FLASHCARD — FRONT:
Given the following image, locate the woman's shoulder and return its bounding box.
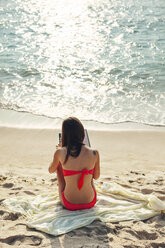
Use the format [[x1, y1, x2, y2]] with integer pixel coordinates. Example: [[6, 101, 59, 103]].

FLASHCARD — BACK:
[[54, 146, 67, 157], [84, 145, 99, 156]]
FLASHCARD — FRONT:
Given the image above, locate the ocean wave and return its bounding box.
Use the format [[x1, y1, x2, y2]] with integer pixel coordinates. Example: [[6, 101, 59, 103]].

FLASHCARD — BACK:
[[18, 69, 41, 77], [0, 106, 165, 129]]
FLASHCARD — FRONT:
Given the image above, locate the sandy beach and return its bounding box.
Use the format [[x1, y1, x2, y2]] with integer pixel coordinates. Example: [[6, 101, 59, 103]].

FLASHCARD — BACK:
[[0, 126, 165, 248], [1, 0, 165, 246]]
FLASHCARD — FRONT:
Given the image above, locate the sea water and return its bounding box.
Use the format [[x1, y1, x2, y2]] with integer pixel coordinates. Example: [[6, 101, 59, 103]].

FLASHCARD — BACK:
[[0, 0, 165, 128]]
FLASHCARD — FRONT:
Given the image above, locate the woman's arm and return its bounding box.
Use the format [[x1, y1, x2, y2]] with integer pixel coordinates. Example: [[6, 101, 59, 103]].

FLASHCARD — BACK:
[[48, 149, 61, 173], [93, 150, 100, 180]]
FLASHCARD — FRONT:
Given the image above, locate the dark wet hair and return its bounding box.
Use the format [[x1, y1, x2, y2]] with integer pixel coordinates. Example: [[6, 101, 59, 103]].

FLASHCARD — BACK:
[[62, 117, 85, 164]]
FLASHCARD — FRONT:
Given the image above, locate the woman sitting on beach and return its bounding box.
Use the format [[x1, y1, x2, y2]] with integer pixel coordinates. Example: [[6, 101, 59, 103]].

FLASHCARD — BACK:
[[48, 117, 100, 210]]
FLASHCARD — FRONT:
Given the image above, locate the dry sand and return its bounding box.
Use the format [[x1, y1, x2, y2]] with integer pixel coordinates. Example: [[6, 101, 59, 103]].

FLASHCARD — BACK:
[[0, 126, 165, 248]]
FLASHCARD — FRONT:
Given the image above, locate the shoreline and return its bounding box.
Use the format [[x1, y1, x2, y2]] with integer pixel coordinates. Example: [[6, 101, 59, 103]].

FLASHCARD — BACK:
[[1, 108, 165, 131]]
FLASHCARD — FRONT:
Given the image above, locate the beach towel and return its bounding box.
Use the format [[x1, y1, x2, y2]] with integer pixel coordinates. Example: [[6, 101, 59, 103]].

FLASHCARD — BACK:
[[3, 182, 165, 236]]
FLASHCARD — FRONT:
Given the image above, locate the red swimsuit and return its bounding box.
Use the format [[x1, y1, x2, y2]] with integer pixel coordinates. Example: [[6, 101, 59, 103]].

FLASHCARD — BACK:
[[62, 168, 97, 211]]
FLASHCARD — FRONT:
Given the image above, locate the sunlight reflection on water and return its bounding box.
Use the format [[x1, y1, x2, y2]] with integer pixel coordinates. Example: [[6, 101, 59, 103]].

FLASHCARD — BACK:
[[0, 0, 165, 125]]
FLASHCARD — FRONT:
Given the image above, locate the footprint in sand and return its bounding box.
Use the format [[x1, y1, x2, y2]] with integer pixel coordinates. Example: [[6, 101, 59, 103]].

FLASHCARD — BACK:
[[62, 222, 113, 248], [12, 187, 23, 191], [2, 183, 14, 188], [50, 178, 57, 182], [150, 242, 165, 248], [125, 229, 158, 240], [23, 191, 36, 196], [141, 188, 153, 194], [9, 192, 19, 196], [69, 221, 115, 242], [159, 196, 165, 201], [0, 210, 21, 221], [0, 235, 42, 246]]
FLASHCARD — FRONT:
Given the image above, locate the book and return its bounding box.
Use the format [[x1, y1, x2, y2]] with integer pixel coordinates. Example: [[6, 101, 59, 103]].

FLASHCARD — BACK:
[[84, 129, 91, 147]]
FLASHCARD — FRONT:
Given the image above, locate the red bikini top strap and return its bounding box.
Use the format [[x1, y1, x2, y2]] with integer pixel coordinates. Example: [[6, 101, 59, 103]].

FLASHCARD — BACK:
[[63, 168, 94, 190], [63, 170, 81, 176], [78, 169, 94, 190]]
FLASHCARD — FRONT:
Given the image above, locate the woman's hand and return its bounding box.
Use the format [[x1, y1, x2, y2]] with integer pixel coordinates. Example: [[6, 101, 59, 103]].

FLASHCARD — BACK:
[[56, 144, 61, 150]]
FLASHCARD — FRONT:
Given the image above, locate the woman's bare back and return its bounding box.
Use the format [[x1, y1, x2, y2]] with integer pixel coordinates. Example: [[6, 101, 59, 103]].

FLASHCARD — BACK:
[[59, 145, 99, 204]]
